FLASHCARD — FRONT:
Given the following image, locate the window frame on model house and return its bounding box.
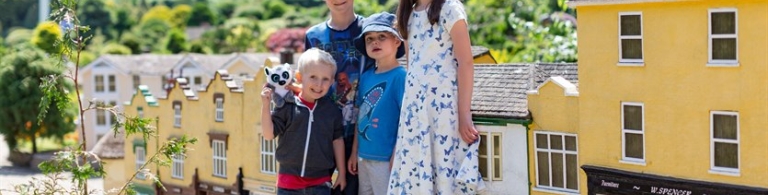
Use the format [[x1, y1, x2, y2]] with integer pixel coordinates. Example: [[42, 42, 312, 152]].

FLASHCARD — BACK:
[[171, 153, 184, 179], [260, 134, 278, 174], [618, 12, 643, 65], [478, 132, 503, 181], [173, 101, 182, 128], [710, 111, 739, 175], [214, 93, 224, 122], [137, 107, 144, 118], [708, 8, 738, 66], [621, 102, 645, 165], [135, 146, 146, 180], [534, 131, 579, 193], [132, 75, 141, 91], [212, 139, 227, 177], [96, 109, 106, 126], [95, 75, 105, 92], [208, 132, 229, 178], [194, 76, 202, 86], [108, 75, 116, 92]]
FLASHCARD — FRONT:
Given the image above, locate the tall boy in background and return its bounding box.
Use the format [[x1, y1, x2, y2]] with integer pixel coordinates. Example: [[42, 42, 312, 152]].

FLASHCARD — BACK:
[[305, 0, 374, 194]]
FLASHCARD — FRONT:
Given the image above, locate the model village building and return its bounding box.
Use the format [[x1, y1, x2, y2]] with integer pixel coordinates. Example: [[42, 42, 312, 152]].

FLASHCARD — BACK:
[[92, 1, 768, 192], [90, 48, 509, 195], [526, 0, 768, 195]]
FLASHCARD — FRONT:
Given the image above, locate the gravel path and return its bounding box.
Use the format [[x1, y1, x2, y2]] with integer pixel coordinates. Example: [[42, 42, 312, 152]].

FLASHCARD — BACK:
[[0, 135, 104, 194]]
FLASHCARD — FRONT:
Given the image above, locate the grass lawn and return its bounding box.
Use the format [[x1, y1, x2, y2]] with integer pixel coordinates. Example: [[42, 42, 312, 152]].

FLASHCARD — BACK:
[[16, 137, 78, 153]]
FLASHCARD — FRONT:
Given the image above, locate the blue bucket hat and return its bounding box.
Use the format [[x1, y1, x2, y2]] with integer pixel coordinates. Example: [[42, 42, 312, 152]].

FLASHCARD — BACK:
[[354, 12, 406, 59]]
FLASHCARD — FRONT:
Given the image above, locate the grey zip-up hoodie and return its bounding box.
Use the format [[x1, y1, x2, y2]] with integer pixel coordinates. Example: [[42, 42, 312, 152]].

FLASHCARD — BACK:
[[271, 94, 343, 178]]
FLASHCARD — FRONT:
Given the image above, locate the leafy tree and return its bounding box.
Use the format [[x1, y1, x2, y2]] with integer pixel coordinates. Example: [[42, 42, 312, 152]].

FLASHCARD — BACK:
[[223, 17, 260, 32], [119, 32, 142, 54], [200, 26, 228, 53], [232, 5, 265, 20], [282, 0, 324, 7], [77, 51, 96, 67], [9, 1, 198, 194], [506, 13, 577, 62], [166, 29, 188, 53], [77, 0, 112, 39], [171, 4, 193, 29], [134, 18, 172, 53], [0, 46, 76, 153], [188, 2, 217, 26], [110, 4, 138, 39], [31, 21, 63, 54], [461, 0, 577, 63], [265, 28, 305, 53], [6, 28, 34, 46], [225, 25, 254, 53], [0, 0, 37, 35], [189, 40, 213, 54], [215, 0, 238, 18], [141, 5, 173, 25], [101, 43, 133, 55], [0, 37, 5, 55], [262, 0, 290, 19], [354, 0, 398, 18], [84, 30, 108, 55]]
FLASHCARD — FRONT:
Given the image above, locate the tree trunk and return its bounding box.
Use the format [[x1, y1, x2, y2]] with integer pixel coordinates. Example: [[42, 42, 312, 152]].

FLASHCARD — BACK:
[[32, 133, 37, 154], [3, 132, 16, 150]]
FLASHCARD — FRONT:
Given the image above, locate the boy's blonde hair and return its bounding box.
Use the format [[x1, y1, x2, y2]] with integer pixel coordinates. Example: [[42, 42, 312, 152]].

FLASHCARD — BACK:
[[298, 48, 337, 75]]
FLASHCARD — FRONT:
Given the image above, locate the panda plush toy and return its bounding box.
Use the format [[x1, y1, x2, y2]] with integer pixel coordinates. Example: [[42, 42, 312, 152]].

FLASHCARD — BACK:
[[264, 63, 294, 106]]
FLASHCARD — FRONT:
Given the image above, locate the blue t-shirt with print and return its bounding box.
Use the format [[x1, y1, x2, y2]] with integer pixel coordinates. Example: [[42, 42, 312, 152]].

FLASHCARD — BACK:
[[305, 15, 375, 139], [355, 66, 406, 161]]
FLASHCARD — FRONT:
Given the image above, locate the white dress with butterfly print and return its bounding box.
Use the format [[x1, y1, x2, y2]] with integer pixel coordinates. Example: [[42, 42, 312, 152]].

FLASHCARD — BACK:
[[388, 0, 484, 194]]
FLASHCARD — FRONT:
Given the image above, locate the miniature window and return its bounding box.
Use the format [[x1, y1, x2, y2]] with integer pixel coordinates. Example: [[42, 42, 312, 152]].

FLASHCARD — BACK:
[[479, 132, 503, 181], [535, 132, 578, 192], [172, 153, 184, 179], [711, 111, 739, 173], [212, 140, 227, 177], [260, 135, 277, 174], [709, 9, 737, 64], [619, 12, 643, 63], [622, 102, 644, 163], [95, 75, 104, 92]]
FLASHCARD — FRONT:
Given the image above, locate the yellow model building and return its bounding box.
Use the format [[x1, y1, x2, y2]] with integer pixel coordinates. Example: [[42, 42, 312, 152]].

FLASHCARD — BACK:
[[527, 0, 768, 194]]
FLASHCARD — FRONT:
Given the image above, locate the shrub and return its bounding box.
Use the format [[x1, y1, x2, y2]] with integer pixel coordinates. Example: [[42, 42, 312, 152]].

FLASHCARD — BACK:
[[30, 21, 63, 54]]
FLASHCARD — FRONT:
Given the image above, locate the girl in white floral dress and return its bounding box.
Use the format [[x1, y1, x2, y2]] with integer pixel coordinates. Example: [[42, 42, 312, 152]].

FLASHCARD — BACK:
[[388, 0, 484, 194]]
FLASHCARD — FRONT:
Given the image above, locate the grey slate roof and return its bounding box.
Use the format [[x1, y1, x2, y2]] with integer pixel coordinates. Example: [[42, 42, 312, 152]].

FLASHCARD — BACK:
[[471, 46, 490, 58], [183, 53, 237, 73], [472, 63, 578, 119], [100, 54, 184, 75], [185, 26, 213, 40], [91, 130, 125, 159], [534, 63, 579, 85]]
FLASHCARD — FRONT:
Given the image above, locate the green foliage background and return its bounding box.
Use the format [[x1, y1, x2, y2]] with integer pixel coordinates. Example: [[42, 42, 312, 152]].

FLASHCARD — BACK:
[[1, 0, 578, 64], [0, 44, 76, 152]]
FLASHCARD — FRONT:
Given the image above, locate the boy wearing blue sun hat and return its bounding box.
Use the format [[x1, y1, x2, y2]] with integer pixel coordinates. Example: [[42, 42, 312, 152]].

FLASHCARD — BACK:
[[347, 12, 406, 195]]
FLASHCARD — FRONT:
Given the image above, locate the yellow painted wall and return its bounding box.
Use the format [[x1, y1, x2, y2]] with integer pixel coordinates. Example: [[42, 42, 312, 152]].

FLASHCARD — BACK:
[[198, 72, 244, 187], [117, 67, 274, 194], [155, 80, 197, 188], [528, 81, 579, 133], [474, 53, 498, 64], [575, 0, 768, 190], [102, 159, 125, 192], [122, 87, 160, 190], [527, 80, 580, 195], [241, 67, 278, 191]]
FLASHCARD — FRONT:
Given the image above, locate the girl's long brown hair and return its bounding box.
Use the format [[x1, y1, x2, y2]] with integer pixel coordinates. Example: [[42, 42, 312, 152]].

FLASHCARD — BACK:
[[396, 0, 446, 39]]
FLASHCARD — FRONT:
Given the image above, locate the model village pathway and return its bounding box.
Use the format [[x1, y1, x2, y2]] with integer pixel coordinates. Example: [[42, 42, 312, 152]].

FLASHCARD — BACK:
[[0, 135, 104, 194]]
